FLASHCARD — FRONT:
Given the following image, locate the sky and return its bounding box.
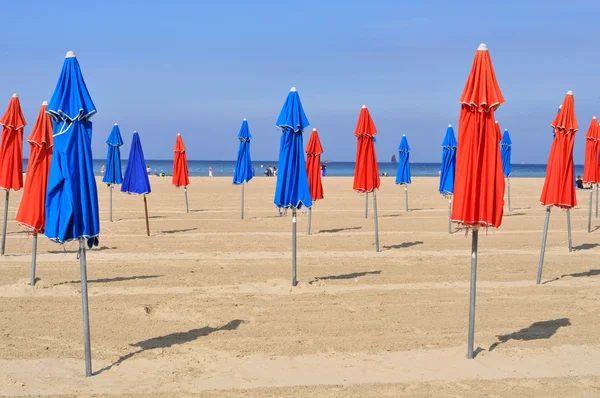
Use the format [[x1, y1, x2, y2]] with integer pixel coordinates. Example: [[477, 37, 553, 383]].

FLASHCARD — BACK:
[[1, 0, 600, 164]]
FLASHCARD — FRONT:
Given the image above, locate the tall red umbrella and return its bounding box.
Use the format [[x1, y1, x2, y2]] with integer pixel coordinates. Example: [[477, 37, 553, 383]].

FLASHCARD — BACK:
[[353, 105, 380, 252], [537, 91, 578, 283], [583, 116, 600, 231], [172, 133, 190, 213], [16, 101, 53, 285], [0, 93, 26, 256], [306, 128, 323, 235], [451, 44, 505, 359]]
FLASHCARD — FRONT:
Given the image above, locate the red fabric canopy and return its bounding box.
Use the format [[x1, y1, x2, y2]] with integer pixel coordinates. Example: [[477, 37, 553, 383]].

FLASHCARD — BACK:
[[305, 128, 323, 201], [353, 107, 380, 193], [0, 95, 26, 191], [583, 117, 600, 184], [172, 134, 190, 187]]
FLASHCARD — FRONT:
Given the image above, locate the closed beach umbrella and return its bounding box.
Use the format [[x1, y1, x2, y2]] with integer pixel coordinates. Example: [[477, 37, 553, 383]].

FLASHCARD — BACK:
[[500, 126, 512, 211], [451, 43, 505, 359], [16, 102, 53, 286], [102, 123, 124, 222], [274, 87, 312, 286], [45, 51, 100, 376], [537, 91, 578, 283], [583, 117, 600, 231], [439, 125, 457, 233], [173, 133, 190, 213], [353, 105, 381, 252], [122, 132, 152, 236], [305, 128, 324, 234], [0, 94, 26, 256], [395, 134, 411, 212], [233, 119, 252, 219]]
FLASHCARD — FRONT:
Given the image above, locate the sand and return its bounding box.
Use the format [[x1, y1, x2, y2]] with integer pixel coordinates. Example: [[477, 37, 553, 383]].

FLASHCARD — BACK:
[[0, 176, 599, 397]]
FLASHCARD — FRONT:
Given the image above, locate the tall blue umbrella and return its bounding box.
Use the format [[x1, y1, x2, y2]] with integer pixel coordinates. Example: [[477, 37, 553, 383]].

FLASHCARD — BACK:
[[233, 118, 253, 219], [45, 50, 99, 377], [501, 128, 512, 212], [274, 87, 312, 286], [102, 123, 123, 222], [121, 131, 152, 236], [395, 134, 411, 212], [440, 125, 457, 233]]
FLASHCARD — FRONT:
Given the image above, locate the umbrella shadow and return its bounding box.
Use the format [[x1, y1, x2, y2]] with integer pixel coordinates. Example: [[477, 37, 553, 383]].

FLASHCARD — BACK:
[[488, 318, 570, 352], [160, 228, 198, 234], [47, 246, 117, 254], [381, 214, 402, 218], [410, 208, 434, 211], [543, 269, 600, 284], [317, 227, 362, 234], [383, 241, 424, 251], [572, 243, 599, 251], [148, 215, 166, 219], [54, 275, 162, 286], [310, 270, 381, 283], [94, 319, 246, 375], [504, 212, 526, 217]]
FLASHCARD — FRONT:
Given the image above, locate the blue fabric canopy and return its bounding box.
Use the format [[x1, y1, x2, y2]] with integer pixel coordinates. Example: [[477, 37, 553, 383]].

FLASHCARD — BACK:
[[102, 124, 123, 185], [233, 119, 253, 185], [45, 52, 99, 248], [274, 88, 312, 209], [121, 132, 151, 195], [500, 129, 512, 177], [395, 135, 411, 185], [439, 125, 457, 195]]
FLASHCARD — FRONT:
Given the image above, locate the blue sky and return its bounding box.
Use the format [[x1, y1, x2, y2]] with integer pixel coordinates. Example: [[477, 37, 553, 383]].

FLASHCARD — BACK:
[[2, 0, 599, 163]]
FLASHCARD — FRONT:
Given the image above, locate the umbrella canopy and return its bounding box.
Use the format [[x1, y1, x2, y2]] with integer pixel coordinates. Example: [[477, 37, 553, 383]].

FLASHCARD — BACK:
[[305, 128, 324, 201], [274, 87, 312, 209], [439, 125, 457, 195], [500, 127, 512, 177], [395, 135, 411, 185], [451, 44, 505, 228], [121, 132, 151, 195], [0, 94, 26, 191], [102, 124, 123, 185], [353, 106, 380, 192], [540, 92, 578, 208], [583, 116, 600, 184], [233, 119, 253, 185], [173, 134, 190, 187], [16, 102, 53, 232], [45, 51, 100, 247]]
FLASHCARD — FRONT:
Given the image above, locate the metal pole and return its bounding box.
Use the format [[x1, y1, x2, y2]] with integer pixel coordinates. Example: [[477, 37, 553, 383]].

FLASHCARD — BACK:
[[292, 208, 297, 286], [373, 190, 380, 252], [537, 207, 551, 284], [588, 189, 593, 233], [405, 185, 409, 212], [241, 183, 244, 220], [448, 197, 452, 234], [143, 194, 150, 237], [567, 208, 572, 252], [467, 225, 478, 359], [184, 186, 189, 214], [507, 177, 511, 212], [30, 233, 38, 286], [109, 184, 113, 222], [596, 183, 598, 218], [365, 193, 368, 218], [307, 207, 312, 235], [79, 238, 92, 377], [1, 190, 8, 256]]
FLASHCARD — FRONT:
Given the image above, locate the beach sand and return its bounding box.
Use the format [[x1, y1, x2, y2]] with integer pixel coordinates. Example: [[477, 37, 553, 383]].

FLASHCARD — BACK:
[[0, 176, 599, 397]]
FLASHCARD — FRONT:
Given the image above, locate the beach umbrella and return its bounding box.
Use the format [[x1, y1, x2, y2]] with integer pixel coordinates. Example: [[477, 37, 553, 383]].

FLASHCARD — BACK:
[[274, 87, 312, 286], [102, 123, 123, 222], [537, 91, 578, 284], [44, 51, 100, 377], [305, 128, 324, 234], [353, 105, 381, 252], [173, 133, 190, 213], [15, 102, 53, 286], [122, 132, 152, 236], [0, 94, 25, 256], [395, 134, 411, 212], [439, 125, 457, 234], [500, 125, 512, 212], [233, 119, 252, 219], [451, 44, 505, 359], [583, 117, 600, 232]]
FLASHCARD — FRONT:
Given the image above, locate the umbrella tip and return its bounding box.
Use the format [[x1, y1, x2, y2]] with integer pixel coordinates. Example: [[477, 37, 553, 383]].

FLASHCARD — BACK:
[[312, 128, 317, 131], [504, 128, 508, 131], [290, 87, 297, 92], [65, 50, 76, 58], [177, 133, 181, 135], [12, 93, 18, 98], [361, 105, 367, 109], [477, 43, 488, 51], [114, 122, 118, 126], [495, 120, 498, 123], [566, 90, 573, 95], [42, 100, 48, 106], [448, 124, 452, 127], [243, 118, 247, 121], [593, 116, 597, 119]]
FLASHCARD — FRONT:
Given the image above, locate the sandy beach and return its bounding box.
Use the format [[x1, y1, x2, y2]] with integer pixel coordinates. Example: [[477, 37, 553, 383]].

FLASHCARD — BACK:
[[0, 176, 599, 397]]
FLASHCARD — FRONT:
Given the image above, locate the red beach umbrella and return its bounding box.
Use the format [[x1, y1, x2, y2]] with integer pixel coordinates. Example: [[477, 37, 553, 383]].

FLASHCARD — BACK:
[[172, 133, 190, 212], [305, 128, 324, 235], [583, 116, 600, 229]]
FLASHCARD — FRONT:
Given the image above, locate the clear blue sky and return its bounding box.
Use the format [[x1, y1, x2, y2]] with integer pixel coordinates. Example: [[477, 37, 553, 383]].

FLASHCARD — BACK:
[[2, 0, 599, 164]]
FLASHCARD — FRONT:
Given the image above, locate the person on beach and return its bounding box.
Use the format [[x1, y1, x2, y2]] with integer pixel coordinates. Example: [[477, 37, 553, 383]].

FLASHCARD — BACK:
[[100, 164, 105, 176], [209, 167, 213, 177], [321, 162, 326, 177], [146, 165, 151, 175]]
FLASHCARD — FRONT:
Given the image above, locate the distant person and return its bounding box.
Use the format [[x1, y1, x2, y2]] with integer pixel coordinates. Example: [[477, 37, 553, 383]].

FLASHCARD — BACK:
[[321, 163, 327, 177], [209, 167, 213, 177], [273, 167, 277, 177], [252, 167, 255, 177], [100, 164, 105, 176], [146, 165, 151, 175], [576, 175, 586, 189]]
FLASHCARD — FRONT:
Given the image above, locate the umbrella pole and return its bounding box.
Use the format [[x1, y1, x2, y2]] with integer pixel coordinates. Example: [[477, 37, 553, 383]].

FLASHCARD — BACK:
[[507, 177, 511, 212], [241, 183, 244, 220], [467, 225, 478, 359], [536, 207, 551, 284], [307, 207, 312, 235], [589, 189, 593, 233], [567, 209, 572, 252], [184, 186, 189, 214], [30, 233, 38, 286], [143, 194, 150, 236], [448, 197, 452, 234], [109, 184, 113, 222], [373, 190, 380, 252], [292, 208, 297, 286], [365, 193, 368, 218], [596, 184, 598, 218], [79, 238, 92, 377], [405, 186, 409, 212], [1, 190, 8, 256]]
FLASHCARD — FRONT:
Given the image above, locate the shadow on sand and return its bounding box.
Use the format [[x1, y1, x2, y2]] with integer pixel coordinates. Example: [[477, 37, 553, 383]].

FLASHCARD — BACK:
[[310, 270, 381, 283], [383, 241, 424, 250], [488, 318, 570, 352], [317, 227, 362, 234]]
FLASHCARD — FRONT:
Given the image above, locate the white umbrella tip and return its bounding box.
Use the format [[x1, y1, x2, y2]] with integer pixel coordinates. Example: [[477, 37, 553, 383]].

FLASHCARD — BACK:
[[12, 93, 18, 98], [402, 134, 406, 136], [114, 122, 118, 125], [448, 124, 452, 127], [361, 105, 367, 109], [177, 133, 181, 136], [566, 90, 573, 95], [42, 100, 48, 106], [477, 43, 488, 51], [495, 120, 499, 123], [312, 128, 317, 131], [65, 50, 76, 58], [593, 116, 597, 119], [504, 128, 508, 131], [243, 118, 247, 121], [290, 87, 297, 92]]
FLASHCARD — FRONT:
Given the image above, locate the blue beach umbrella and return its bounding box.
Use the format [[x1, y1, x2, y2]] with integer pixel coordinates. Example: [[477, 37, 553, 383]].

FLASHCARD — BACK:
[[395, 134, 411, 211], [121, 131, 152, 236], [102, 123, 124, 222], [274, 87, 312, 286], [439, 125, 457, 233], [501, 128, 513, 212], [233, 118, 253, 219], [44, 50, 99, 377]]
